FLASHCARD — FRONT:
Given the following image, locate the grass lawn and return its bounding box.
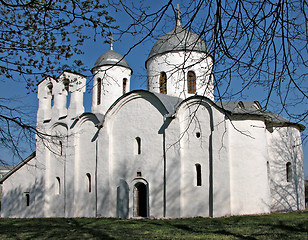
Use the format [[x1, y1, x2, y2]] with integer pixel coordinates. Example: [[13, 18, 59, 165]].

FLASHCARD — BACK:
[[0, 211, 307, 239]]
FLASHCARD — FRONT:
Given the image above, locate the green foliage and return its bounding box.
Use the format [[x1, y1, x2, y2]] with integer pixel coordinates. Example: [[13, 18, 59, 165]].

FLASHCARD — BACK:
[[0, 211, 306, 239], [0, 0, 116, 91]]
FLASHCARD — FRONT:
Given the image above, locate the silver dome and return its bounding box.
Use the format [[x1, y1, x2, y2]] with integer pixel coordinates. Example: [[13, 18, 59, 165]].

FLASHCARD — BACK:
[[93, 50, 131, 70], [146, 25, 209, 65]]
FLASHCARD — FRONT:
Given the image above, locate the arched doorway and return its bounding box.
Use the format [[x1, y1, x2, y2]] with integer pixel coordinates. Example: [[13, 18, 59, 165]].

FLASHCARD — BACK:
[[134, 182, 148, 217]]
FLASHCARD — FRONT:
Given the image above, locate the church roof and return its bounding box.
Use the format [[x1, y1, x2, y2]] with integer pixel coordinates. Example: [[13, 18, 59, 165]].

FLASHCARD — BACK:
[[93, 50, 131, 71], [146, 24, 210, 64], [217, 100, 305, 130], [0, 152, 36, 183], [151, 91, 182, 115]]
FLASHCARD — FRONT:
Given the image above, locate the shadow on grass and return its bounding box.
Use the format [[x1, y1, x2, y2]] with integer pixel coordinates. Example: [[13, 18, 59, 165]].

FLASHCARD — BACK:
[[0, 212, 306, 239], [0, 218, 116, 240]]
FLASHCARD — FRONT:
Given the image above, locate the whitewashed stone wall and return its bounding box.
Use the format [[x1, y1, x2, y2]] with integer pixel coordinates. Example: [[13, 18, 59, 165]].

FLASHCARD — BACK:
[[266, 126, 305, 211], [229, 117, 271, 215], [92, 65, 131, 115], [0, 79, 305, 219], [147, 52, 214, 100], [1, 157, 37, 218]]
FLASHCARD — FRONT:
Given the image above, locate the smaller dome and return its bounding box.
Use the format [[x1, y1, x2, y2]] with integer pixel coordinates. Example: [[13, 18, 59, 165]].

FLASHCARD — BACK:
[[93, 50, 131, 70], [146, 25, 210, 65]]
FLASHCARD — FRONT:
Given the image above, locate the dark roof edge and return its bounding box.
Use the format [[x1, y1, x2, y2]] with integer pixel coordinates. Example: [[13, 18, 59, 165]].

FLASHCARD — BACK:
[[0, 152, 36, 184], [221, 109, 306, 132], [262, 117, 305, 131], [177, 96, 305, 131]]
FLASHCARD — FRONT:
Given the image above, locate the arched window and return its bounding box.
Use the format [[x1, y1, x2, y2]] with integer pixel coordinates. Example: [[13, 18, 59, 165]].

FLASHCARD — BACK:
[[25, 193, 30, 206], [187, 71, 196, 94], [286, 162, 292, 182], [86, 173, 91, 193], [56, 177, 61, 194], [123, 78, 127, 94], [195, 164, 202, 186], [136, 137, 141, 155], [97, 78, 101, 105], [159, 72, 167, 94]]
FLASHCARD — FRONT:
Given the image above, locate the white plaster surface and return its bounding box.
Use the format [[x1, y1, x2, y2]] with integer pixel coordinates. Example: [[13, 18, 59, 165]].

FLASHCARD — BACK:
[[92, 65, 131, 115], [147, 51, 214, 100], [266, 126, 305, 211], [1, 31, 305, 219]]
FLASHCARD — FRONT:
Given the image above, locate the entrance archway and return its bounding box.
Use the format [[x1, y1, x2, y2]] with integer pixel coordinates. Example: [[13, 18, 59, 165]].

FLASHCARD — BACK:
[[134, 182, 148, 217]]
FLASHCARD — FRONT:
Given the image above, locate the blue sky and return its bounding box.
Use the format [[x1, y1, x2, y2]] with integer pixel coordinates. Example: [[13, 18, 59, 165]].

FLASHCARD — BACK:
[[0, 1, 307, 177]]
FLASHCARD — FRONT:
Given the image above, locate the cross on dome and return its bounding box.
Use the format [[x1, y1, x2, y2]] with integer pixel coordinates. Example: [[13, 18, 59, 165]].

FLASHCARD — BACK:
[[175, 3, 182, 26], [108, 33, 115, 50]]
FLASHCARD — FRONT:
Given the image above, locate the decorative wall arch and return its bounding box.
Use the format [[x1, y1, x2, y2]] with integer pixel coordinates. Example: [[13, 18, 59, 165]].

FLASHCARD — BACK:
[[176, 97, 216, 217], [49, 123, 68, 155], [50, 122, 68, 132], [103, 90, 171, 130], [73, 114, 98, 217], [73, 113, 100, 131], [176, 98, 215, 132]]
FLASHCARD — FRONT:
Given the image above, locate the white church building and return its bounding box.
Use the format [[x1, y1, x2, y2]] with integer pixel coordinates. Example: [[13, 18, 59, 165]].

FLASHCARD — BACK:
[[0, 13, 305, 218]]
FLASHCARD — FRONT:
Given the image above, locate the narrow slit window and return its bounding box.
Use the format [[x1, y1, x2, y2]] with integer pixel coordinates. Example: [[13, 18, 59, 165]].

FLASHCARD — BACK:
[[136, 137, 141, 155], [286, 162, 292, 182], [56, 177, 61, 194], [187, 71, 196, 94], [159, 72, 167, 94], [267, 161, 270, 181], [196, 164, 202, 186], [123, 78, 127, 94], [86, 173, 91, 193], [59, 141, 63, 156], [97, 78, 101, 105], [25, 193, 30, 206]]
